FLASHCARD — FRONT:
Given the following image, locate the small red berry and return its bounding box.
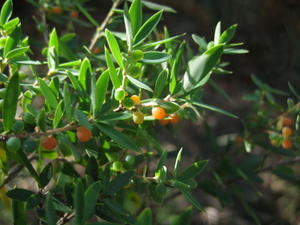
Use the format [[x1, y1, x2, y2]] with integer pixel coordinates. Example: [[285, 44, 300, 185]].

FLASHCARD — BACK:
[[159, 119, 169, 126], [152, 107, 166, 120], [70, 10, 79, 19], [169, 114, 180, 124], [282, 139, 292, 149], [76, 126, 92, 142], [92, 47, 101, 54], [51, 6, 62, 14], [42, 136, 57, 150]]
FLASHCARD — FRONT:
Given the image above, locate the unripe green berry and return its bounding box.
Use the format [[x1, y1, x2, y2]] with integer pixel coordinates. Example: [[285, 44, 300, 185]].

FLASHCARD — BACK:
[[125, 154, 135, 167], [6, 137, 21, 152], [114, 88, 126, 101], [131, 50, 144, 61], [112, 161, 123, 171], [133, 111, 144, 124], [12, 120, 24, 134], [123, 97, 134, 108], [23, 112, 35, 124], [23, 138, 37, 153]]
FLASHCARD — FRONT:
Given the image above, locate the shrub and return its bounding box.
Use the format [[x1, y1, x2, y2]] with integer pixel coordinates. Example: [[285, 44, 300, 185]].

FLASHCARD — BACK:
[[0, 0, 299, 224]]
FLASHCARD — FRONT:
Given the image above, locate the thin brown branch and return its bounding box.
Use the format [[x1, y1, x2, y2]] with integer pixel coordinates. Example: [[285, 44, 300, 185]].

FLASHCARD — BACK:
[[88, 0, 123, 50]]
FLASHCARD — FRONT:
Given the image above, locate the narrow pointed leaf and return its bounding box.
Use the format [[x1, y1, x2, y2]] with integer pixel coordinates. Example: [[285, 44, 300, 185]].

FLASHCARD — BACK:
[[123, 3, 133, 50], [5, 46, 30, 59], [154, 69, 168, 98], [105, 29, 125, 70], [106, 171, 134, 195], [178, 160, 208, 181], [78, 57, 92, 90], [84, 181, 101, 221], [3, 74, 19, 131], [141, 51, 171, 64], [53, 101, 64, 128], [133, 10, 163, 46], [129, 0, 142, 35], [45, 194, 58, 225], [0, 0, 12, 26], [95, 70, 110, 116], [127, 75, 153, 92], [4, 25, 21, 56], [137, 208, 152, 225], [96, 124, 139, 152], [74, 181, 84, 225], [181, 190, 203, 211], [38, 78, 58, 109], [105, 47, 121, 89]]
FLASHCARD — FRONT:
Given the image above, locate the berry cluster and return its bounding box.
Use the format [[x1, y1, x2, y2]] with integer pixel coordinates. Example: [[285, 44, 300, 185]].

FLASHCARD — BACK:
[[270, 116, 294, 149]]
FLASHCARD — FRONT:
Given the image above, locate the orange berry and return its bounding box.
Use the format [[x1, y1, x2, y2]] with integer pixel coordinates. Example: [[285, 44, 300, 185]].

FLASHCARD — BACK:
[[282, 139, 292, 149], [282, 126, 292, 137], [281, 117, 293, 126], [42, 136, 57, 150], [70, 10, 79, 19], [169, 114, 179, 124], [92, 47, 101, 54], [152, 107, 166, 120], [51, 6, 62, 14], [76, 126, 92, 142], [159, 119, 169, 126], [130, 95, 141, 105]]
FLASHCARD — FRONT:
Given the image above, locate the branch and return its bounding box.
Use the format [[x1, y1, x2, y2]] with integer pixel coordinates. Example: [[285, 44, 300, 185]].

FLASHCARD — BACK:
[[88, 0, 123, 50]]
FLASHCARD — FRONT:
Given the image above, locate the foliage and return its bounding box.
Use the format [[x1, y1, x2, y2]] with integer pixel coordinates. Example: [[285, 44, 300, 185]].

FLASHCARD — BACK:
[[0, 0, 299, 225]]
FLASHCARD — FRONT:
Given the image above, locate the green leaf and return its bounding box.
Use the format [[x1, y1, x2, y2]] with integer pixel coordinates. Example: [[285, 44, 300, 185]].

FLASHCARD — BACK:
[[59, 59, 81, 67], [90, 71, 97, 117], [12, 60, 45, 65], [143, 34, 185, 49], [0, 0, 12, 26], [49, 28, 59, 55], [223, 48, 248, 54], [105, 29, 125, 70], [96, 123, 139, 152], [141, 51, 171, 64], [6, 188, 34, 201], [58, 135, 81, 161], [178, 160, 208, 181], [47, 46, 57, 72], [214, 22, 221, 45], [74, 181, 84, 225], [105, 47, 121, 89], [154, 69, 168, 98], [12, 200, 27, 225], [171, 206, 193, 225], [76, 3, 100, 27], [95, 70, 110, 116], [127, 75, 153, 92], [3, 25, 21, 56], [3, 74, 19, 131], [5, 46, 30, 59], [78, 57, 92, 90], [106, 170, 134, 195], [170, 42, 185, 93], [124, 3, 133, 50], [63, 83, 72, 120], [137, 208, 152, 225], [141, 0, 176, 13], [191, 101, 238, 119], [66, 70, 86, 96], [129, 0, 142, 36], [181, 190, 203, 211], [38, 78, 58, 109], [53, 101, 64, 128], [86, 223, 119, 225], [3, 17, 19, 33], [156, 150, 167, 171], [84, 181, 102, 221], [174, 148, 183, 178], [45, 194, 58, 225], [74, 109, 92, 130], [133, 10, 163, 46], [182, 45, 223, 93], [40, 163, 53, 187], [219, 24, 238, 44]]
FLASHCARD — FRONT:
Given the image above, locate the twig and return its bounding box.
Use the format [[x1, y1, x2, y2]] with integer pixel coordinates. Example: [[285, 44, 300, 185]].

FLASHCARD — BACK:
[[56, 212, 75, 225], [0, 123, 78, 140], [88, 0, 123, 50]]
